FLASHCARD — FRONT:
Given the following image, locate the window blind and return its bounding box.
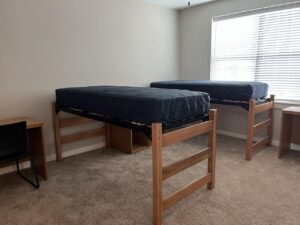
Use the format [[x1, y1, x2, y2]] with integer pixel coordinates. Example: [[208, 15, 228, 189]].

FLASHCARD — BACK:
[[211, 3, 300, 101]]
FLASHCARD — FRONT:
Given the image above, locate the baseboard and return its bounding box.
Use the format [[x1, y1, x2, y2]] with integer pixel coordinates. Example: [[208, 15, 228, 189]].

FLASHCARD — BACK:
[[217, 129, 278, 145], [217, 129, 300, 151], [0, 161, 31, 176], [1, 131, 299, 177], [290, 143, 300, 151], [217, 130, 248, 140], [46, 141, 106, 161], [0, 141, 106, 176]]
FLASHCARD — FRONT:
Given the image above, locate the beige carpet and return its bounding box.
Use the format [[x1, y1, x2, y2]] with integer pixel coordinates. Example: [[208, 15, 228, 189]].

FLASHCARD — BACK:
[[0, 135, 299, 225]]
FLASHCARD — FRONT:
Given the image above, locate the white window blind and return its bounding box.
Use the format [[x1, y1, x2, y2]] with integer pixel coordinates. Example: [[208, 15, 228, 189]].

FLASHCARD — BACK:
[[211, 3, 300, 101]]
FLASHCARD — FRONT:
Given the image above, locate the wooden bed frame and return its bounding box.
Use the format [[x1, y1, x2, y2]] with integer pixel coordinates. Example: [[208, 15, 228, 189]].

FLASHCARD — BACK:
[[52, 103, 217, 225], [246, 95, 275, 161]]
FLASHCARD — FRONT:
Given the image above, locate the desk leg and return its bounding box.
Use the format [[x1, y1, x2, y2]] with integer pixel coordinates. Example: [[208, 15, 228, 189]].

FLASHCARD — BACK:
[[27, 127, 48, 180], [279, 114, 293, 158]]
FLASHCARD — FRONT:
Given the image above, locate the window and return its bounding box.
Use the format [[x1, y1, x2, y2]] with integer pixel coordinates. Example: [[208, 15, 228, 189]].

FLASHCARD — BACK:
[[211, 3, 300, 101]]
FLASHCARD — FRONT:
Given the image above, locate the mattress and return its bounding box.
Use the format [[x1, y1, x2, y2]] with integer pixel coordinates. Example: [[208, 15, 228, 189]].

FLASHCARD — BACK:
[[56, 86, 210, 125], [150, 80, 268, 102]]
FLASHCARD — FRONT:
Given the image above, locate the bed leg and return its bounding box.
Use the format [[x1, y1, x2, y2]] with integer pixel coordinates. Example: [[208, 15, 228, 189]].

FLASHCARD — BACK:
[[208, 109, 217, 189], [246, 99, 255, 161], [152, 123, 163, 225], [52, 102, 62, 162], [267, 95, 275, 146]]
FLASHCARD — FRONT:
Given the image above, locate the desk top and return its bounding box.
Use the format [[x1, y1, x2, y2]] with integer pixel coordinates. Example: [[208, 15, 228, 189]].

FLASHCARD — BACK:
[[0, 117, 43, 129], [282, 106, 300, 115]]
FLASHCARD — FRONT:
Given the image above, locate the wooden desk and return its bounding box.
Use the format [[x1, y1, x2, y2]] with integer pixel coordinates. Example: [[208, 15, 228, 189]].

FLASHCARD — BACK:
[[0, 118, 48, 180], [279, 107, 300, 158]]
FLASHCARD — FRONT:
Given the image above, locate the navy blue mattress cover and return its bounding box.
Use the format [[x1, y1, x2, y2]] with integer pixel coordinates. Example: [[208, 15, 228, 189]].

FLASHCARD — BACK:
[[150, 80, 268, 102], [56, 86, 210, 125]]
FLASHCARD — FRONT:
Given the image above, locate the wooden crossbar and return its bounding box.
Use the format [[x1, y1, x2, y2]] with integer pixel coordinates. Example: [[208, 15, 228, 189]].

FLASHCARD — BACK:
[[163, 173, 212, 210], [252, 136, 271, 151], [254, 101, 274, 114], [59, 117, 96, 128], [253, 119, 272, 133], [60, 127, 106, 144], [162, 121, 213, 147], [163, 148, 210, 180]]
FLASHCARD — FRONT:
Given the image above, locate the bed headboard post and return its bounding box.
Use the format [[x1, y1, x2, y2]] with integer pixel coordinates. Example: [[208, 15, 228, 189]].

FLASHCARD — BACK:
[[52, 102, 62, 161], [246, 99, 256, 161], [208, 109, 217, 189], [267, 95, 275, 146]]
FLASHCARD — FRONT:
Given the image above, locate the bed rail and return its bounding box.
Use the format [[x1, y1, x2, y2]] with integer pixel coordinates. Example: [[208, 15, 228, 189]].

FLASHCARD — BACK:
[[152, 109, 217, 225], [246, 95, 275, 161]]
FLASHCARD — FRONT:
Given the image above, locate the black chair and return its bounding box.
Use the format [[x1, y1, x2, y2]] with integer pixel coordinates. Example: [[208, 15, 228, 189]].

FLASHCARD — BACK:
[[0, 121, 39, 188]]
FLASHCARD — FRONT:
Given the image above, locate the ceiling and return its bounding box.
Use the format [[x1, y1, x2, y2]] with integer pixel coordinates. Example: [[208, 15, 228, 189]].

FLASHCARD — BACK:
[[145, 0, 215, 9]]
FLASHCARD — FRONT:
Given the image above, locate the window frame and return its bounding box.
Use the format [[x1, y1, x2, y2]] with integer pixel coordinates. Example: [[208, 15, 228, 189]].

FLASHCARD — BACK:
[[209, 1, 300, 104]]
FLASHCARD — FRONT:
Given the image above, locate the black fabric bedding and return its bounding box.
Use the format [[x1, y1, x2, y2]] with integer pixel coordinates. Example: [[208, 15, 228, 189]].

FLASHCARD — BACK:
[[150, 80, 268, 102], [56, 86, 210, 126]]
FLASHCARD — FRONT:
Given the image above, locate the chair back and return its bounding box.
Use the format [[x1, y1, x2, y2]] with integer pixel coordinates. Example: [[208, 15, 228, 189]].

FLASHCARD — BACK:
[[0, 121, 27, 158]]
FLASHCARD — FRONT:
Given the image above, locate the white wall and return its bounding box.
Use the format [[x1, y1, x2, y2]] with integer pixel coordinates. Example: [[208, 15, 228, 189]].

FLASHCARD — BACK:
[[179, 0, 296, 144], [1, 0, 297, 167], [0, 0, 179, 158]]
